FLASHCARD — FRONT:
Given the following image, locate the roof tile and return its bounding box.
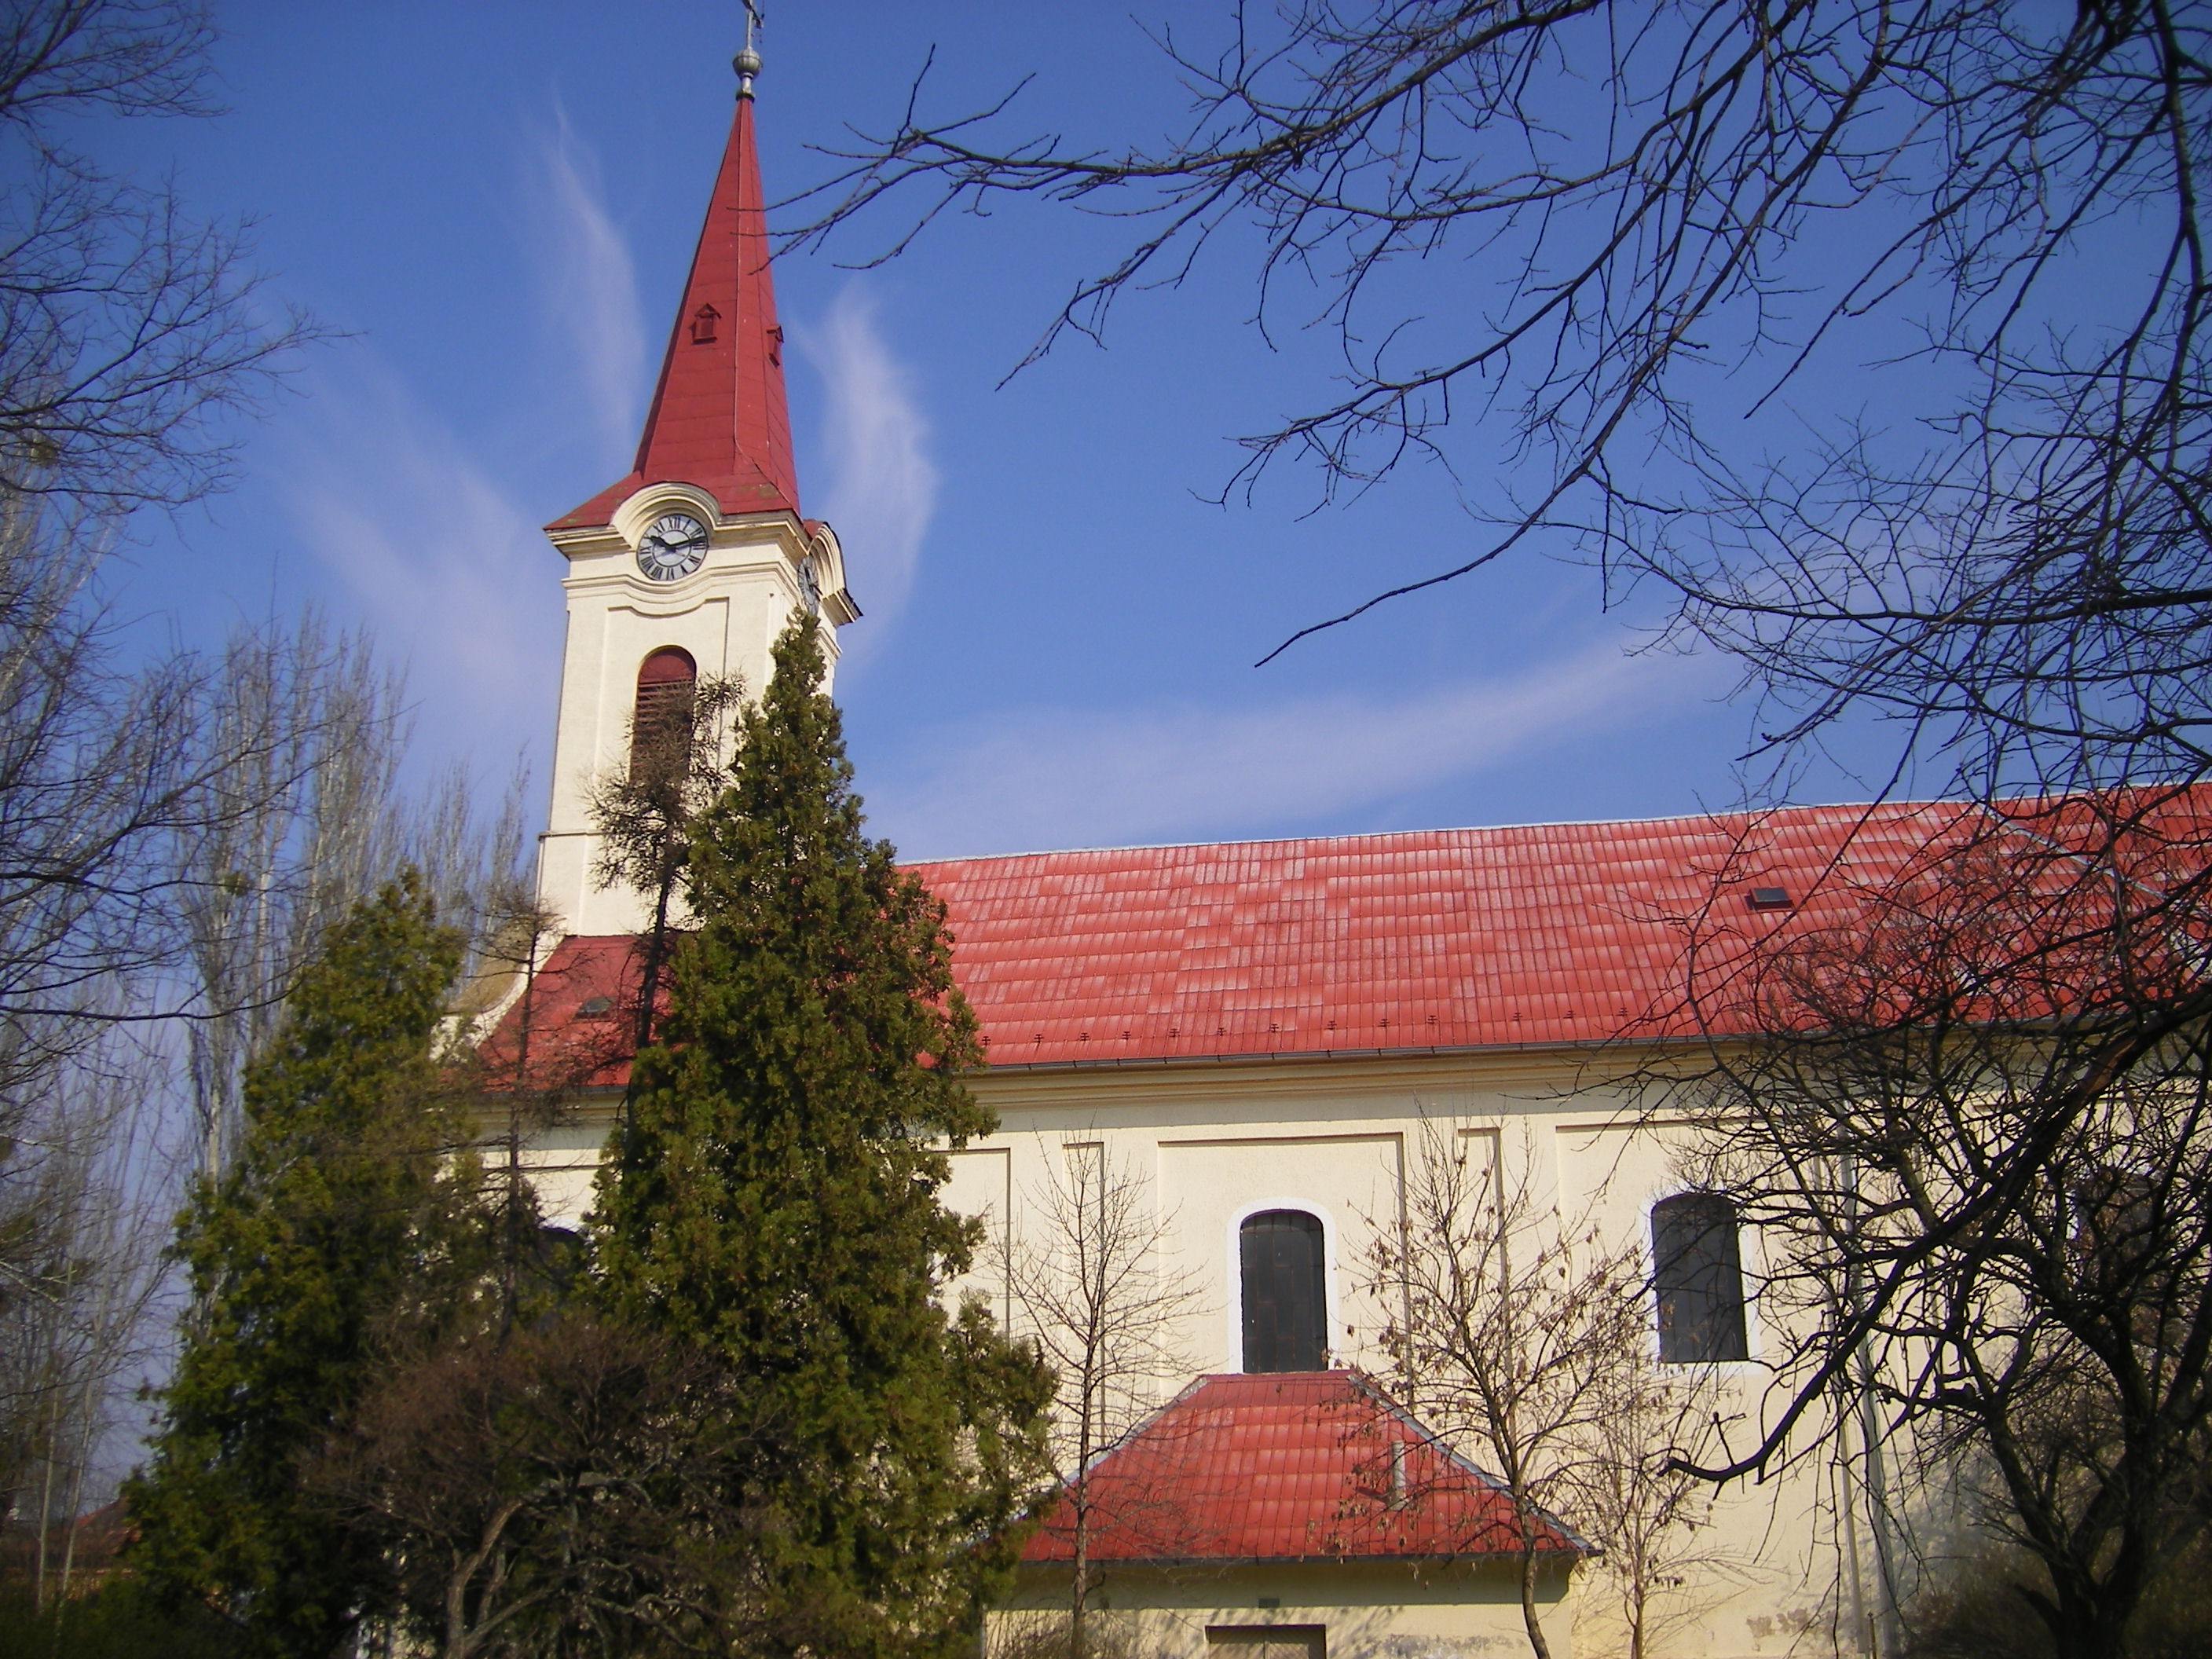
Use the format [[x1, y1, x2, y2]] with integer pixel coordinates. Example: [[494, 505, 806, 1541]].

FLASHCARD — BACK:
[[482, 794, 2212, 1082], [1019, 1372, 1585, 1565]]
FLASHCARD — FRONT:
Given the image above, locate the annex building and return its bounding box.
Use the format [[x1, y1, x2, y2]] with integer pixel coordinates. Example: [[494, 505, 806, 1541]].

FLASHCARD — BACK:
[[490, 49, 1943, 1659]]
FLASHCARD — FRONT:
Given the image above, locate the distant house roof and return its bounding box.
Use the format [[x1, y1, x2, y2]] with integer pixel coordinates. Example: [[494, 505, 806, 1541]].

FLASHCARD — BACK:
[[1018, 1371, 1588, 1566], [478, 791, 2211, 1085], [0, 1500, 132, 1588]]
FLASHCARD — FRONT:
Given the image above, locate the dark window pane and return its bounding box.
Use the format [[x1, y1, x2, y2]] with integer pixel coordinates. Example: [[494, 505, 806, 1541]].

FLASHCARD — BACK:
[[1652, 1192, 1749, 1363], [1240, 1210, 1328, 1372]]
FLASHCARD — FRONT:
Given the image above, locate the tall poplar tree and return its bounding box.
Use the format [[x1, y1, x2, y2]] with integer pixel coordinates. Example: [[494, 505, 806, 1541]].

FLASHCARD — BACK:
[[593, 613, 1051, 1659], [127, 874, 484, 1658]]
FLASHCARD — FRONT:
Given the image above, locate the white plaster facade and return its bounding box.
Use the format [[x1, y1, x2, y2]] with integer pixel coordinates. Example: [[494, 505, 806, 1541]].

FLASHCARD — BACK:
[[513, 1050, 1887, 1659], [534, 484, 852, 936], [995, 1560, 1576, 1659]]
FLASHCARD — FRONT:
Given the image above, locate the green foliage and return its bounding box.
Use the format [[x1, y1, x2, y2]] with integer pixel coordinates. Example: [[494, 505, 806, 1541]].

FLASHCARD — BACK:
[[125, 873, 483, 1657], [593, 613, 1053, 1659], [0, 1580, 234, 1659]]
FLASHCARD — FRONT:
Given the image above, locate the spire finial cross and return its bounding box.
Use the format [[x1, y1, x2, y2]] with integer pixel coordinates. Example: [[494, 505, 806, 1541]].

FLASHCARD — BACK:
[[734, 3, 764, 98]]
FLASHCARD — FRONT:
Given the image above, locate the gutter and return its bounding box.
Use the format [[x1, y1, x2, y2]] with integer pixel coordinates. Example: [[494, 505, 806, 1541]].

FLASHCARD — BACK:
[[976, 1032, 1710, 1075]]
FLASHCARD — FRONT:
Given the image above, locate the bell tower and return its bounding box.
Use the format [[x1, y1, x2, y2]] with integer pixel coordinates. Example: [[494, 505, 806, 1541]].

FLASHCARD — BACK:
[[536, 43, 856, 938]]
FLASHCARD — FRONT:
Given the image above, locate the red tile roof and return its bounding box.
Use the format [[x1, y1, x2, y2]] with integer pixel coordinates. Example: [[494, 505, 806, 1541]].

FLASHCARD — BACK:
[[479, 792, 2212, 1083], [1019, 1372, 1585, 1565], [909, 793, 2210, 1066], [473, 933, 643, 1093], [554, 86, 797, 529]]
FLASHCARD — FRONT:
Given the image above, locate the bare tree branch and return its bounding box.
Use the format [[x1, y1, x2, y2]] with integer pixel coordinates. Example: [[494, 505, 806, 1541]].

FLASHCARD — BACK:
[[797, 2, 2212, 795], [1001, 1137, 1202, 1659], [0, 0, 317, 516], [1650, 791, 2212, 1651]]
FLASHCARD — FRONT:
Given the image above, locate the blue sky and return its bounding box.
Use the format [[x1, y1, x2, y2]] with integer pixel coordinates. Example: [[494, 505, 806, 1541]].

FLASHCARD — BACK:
[[85, 2, 1867, 862]]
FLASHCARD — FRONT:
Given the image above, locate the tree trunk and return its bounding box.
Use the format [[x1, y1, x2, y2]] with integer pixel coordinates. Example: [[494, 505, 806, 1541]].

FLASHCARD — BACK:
[[634, 873, 676, 1054], [2039, 1594, 2133, 1659], [1070, 1485, 1090, 1659], [1518, 1544, 1552, 1659]]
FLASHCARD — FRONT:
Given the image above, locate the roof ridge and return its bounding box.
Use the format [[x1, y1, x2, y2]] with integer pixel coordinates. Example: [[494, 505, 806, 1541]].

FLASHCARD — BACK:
[[903, 795, 1972, 867]]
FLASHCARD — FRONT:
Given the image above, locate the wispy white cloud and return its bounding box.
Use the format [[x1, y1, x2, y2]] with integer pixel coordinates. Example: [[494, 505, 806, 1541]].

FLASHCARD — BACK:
[[522, 103, 647, 463], [246, 111, 632, 788], [278, 355, 564, 770], [868, 643, 1727, 859], [251, 104, 639, 786], [799, 282, 938, 639]]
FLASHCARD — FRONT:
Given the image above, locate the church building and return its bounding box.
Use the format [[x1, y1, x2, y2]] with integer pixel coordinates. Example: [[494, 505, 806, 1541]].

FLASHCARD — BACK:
[[489, 48, 1917, 1659]]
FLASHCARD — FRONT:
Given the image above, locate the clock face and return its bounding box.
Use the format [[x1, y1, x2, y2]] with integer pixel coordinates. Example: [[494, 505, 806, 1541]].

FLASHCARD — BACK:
[[797, 553, 821, 613], [636, 513, 709, 582]]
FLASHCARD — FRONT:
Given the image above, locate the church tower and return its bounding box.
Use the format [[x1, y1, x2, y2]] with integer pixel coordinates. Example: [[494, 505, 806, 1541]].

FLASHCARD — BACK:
[[536, 45, 855, 937]]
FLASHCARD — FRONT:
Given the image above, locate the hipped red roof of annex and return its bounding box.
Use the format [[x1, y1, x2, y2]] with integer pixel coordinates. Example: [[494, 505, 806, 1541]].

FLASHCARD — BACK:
[[1017, 1371, 1586, 1566]]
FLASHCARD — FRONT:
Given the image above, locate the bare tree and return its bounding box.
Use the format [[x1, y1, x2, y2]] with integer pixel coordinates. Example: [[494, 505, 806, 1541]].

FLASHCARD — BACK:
[[0, 506, 302, 1096], [0, 1039, 181, 1608], [800, 2, 2211, 797], [1000, 1138, 1201, 1659], [171, 613, 531, 1173], [0, 0, 314, 516], [1568, 1332, 1745, 1659], [312, 1315, 771, 1659], [587, 671, 746, 1053], [0, 513, 532, 1161], [0, 0, 441, 1196], [1366, 1121, 1730, 1659], [1664, 797, 2212, 1659]]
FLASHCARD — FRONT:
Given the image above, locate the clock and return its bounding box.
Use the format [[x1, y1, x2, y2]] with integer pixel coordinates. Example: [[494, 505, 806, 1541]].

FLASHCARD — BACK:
[[636, 513, 709, 581], [797, 552, 821, 613]]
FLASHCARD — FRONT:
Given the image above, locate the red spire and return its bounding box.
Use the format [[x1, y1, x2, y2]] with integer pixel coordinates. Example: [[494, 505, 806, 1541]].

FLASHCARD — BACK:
[[552, 86, 797, 529]]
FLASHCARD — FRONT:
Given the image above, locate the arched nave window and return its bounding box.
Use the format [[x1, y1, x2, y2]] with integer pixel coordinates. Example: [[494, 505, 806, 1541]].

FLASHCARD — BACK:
[[631, 646, 698, 779], [1651, 1192, 1749, 1362], [1240, 1209, 1328, 1372]]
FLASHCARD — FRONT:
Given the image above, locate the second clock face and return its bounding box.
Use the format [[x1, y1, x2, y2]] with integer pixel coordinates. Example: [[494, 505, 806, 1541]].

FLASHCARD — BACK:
[[636, 513, 709, 581]]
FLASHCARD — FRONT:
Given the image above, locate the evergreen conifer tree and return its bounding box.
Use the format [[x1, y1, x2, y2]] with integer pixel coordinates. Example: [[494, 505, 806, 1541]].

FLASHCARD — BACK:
[[128, 873, 484, 1657], [593, 613, 1052, 1659]]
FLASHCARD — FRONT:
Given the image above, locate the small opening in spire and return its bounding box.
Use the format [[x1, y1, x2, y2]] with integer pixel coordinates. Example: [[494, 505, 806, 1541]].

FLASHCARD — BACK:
[[690, 305, 720, 345]]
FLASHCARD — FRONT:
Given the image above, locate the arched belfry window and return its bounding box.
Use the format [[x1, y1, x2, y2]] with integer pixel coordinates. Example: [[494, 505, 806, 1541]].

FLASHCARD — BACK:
[[631, 647, 697, 780], [1240, 1210, 1328, 1372], [1652, 1192, 1749, 1363]]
